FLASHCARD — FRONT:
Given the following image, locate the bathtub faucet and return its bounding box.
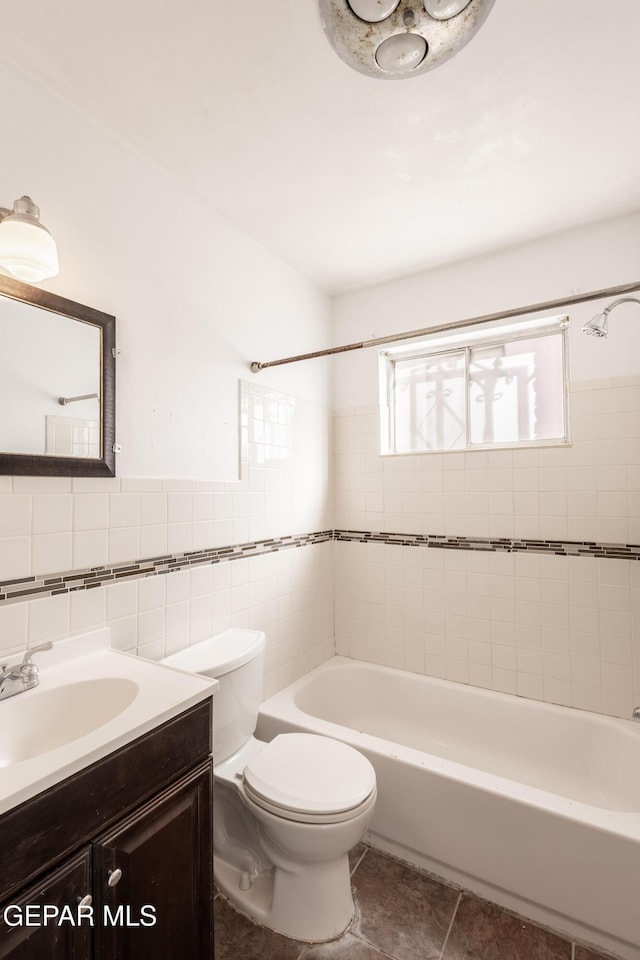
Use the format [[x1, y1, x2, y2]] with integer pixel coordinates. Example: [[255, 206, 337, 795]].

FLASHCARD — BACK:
[[632, 707, 640, 721]]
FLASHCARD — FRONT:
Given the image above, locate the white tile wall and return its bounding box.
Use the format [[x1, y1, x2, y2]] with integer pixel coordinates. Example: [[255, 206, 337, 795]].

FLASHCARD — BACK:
[[333, 376, 640, 719], [0, 383, 333, 699], [334, 376, 639, 543], [334, 540, 640, 718], [2, 374, 639, 718]]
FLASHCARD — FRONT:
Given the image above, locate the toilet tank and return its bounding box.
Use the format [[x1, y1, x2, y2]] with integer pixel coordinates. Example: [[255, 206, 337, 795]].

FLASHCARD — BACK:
[[162, 629, 266, 763]]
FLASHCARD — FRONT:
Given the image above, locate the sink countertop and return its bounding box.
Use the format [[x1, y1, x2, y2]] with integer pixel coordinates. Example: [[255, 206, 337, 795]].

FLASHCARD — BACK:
[[0, 628, 217, 817]]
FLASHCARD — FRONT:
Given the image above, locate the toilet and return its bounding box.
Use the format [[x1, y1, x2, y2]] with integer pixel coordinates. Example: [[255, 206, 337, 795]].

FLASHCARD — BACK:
[[162, 628, 377, 942]]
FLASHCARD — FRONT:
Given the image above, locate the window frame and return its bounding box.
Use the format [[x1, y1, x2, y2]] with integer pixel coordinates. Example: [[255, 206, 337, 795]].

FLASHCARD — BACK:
[[379, 317, 570, 456]]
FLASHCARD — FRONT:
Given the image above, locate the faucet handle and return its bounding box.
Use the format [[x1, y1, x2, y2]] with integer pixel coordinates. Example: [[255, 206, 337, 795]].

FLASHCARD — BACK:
[[20, 642, 53, 690], [21, 641, 53, 665]]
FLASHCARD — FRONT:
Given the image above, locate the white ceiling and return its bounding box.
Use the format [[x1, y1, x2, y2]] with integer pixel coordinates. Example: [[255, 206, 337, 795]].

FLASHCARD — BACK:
[[1, 1, 639, 294]]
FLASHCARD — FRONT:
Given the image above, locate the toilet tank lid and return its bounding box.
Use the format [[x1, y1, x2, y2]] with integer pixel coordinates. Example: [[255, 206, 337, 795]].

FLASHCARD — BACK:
[[162, 629, 266, 677]]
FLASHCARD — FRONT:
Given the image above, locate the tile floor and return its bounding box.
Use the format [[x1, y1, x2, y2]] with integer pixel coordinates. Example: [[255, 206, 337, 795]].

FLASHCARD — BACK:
[[214, 845, 617, 960]]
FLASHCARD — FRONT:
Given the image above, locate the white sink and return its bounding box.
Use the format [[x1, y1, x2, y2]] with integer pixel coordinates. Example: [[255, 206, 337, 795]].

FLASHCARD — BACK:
[[0, 677, 139, 765], [0, 628, 217, 816]]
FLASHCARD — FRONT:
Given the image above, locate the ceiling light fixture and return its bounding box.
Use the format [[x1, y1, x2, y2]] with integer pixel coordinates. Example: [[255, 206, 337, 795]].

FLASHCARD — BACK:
[[319, 0, 496, 79], [581, 297, 640, 338], [0, 196, 59, 283]]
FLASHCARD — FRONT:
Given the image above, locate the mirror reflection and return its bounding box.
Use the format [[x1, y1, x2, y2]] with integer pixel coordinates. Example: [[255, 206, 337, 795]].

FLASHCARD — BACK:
[[0, 275, 115, 477], [1, 296, 101, 458]]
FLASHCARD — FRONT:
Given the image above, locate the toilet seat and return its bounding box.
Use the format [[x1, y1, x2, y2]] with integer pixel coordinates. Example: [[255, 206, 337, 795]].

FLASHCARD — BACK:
[[242, 780, 377, 824], [243, 733, 376, 823]]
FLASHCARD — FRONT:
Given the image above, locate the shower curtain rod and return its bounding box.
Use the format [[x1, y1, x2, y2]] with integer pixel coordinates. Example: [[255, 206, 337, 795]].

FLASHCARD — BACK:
[[249, 279, 640, 373]]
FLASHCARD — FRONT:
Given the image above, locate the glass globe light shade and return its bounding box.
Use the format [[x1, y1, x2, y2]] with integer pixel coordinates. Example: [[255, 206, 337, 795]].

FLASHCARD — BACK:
[[0, 198, 59, 283], [348, 0, 400, 22], [424, 0, 473, 20], [375, 33, 428, 73]]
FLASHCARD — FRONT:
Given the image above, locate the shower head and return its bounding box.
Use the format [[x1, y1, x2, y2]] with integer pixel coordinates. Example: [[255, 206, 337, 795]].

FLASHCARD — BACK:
[[581, 313, 609, 337], [581, 296, 640, 338]]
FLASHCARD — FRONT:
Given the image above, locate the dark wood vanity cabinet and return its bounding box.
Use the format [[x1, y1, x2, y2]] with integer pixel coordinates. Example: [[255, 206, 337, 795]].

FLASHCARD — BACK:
[[93, 763, 211, 960], [0, 700, 213, 960], [0, 851, 92, 959]]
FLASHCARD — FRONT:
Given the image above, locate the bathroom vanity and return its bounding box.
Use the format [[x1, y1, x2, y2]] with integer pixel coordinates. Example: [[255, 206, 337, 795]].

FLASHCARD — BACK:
[[0, 700, 213, 959], [0, 629, 217, 959]]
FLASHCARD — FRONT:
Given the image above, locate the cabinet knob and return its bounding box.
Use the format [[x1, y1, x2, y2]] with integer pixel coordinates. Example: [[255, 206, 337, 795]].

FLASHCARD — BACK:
[[77, 894, 93, 908], [107, 868, 123, 887]]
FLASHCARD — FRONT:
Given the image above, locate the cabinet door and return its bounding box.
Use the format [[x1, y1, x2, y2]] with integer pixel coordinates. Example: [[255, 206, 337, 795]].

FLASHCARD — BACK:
[[93, 762, 212, 960], [0, 850, 92, 960]]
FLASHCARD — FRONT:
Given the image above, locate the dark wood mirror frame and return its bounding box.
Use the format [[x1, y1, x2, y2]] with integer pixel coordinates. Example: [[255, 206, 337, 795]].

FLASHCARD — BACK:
[[0, 275, 116, 477]]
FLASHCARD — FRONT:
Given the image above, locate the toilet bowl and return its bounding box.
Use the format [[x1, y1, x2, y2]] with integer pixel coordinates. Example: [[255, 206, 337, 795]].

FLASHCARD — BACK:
[[163, 629, 377, 942]]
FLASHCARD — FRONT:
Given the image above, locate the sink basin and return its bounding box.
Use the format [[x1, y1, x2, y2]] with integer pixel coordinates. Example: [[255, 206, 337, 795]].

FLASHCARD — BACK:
[[0, 677, 138, 766], [0, 627, 217, 817]]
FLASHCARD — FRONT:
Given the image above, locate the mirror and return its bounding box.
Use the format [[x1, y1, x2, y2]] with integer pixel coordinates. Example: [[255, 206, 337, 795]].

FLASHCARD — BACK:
[[0, 275, 116, 476]]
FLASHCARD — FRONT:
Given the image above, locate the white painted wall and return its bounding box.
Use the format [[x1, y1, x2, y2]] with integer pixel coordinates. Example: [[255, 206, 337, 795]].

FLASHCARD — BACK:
[[0, 57, 334, 697], [1, 58, 331, 479], [331, 211, 640, 409]]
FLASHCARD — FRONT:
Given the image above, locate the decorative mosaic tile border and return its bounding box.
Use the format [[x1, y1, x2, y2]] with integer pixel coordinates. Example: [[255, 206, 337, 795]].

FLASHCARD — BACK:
[[1, 528, 638, 607], [334, 529, 640, 561], [0, 531, 333, 606]]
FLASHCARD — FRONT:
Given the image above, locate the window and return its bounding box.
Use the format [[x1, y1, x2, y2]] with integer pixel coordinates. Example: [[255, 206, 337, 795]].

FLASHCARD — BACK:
[[379, 317, 569, 454]]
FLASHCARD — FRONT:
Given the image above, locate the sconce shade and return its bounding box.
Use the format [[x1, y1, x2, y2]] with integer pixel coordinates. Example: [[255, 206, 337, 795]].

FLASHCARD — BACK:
[[0, 196, 59, 283]]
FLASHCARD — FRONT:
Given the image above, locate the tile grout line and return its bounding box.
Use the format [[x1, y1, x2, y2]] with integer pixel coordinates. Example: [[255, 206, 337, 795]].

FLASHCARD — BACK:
[[437, 891, 462, 960], [350, 846, 369, 877], [348, 931, 400, 960], [297, 846, 371, 960]]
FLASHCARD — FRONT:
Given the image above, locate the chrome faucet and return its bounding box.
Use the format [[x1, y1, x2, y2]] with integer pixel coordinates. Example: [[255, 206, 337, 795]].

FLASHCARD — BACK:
[[632, 707, 640, 721], [0, 642, 53, 702]]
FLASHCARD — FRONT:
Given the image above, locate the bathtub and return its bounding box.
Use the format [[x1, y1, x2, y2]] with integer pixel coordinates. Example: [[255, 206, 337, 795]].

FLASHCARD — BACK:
[[257, 656, 640, 960]]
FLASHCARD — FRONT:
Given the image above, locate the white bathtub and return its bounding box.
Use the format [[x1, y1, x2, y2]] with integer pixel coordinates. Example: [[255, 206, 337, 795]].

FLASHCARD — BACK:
[[257, 656, 640, 960]]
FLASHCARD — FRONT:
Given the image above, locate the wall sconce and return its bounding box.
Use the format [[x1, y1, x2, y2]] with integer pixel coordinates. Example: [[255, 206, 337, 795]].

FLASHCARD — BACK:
[[0, 196, 59, 283]]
